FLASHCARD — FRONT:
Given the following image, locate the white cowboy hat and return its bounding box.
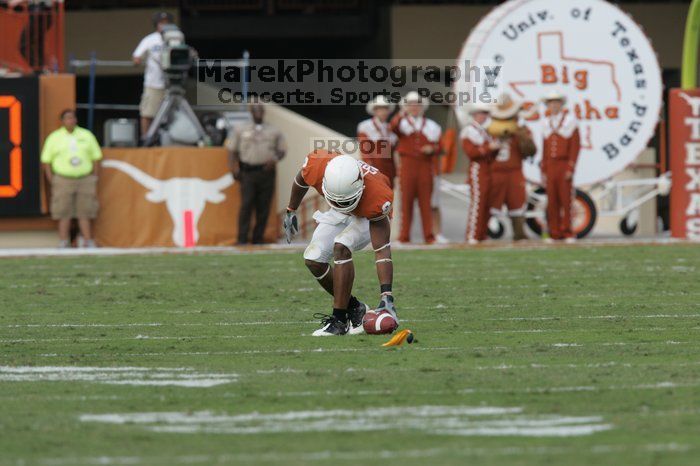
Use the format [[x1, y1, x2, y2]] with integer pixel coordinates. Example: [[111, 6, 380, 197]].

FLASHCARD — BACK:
[[400, 91, 429, 111], [366, 94, 396, 115], [468, 101, 492, 114], [490, 93, 522, 120], [541, 90, 567, 103]]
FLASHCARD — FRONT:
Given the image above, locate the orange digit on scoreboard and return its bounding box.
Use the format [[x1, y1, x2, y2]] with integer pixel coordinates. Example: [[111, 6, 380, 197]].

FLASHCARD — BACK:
[[0, 95, 22, 198]]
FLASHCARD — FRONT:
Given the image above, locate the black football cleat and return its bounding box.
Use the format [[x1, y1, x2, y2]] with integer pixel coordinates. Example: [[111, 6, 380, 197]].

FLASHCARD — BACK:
[[347, 299, 369, 335], [311, 313, 348, 336]]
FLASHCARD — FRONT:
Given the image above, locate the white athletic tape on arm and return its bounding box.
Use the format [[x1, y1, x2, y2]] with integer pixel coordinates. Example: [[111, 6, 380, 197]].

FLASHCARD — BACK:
[[314, 265, 330, 280], [333, 258, 353, 265], [375, 258, 393, 264], [373, 242, 391, 252]]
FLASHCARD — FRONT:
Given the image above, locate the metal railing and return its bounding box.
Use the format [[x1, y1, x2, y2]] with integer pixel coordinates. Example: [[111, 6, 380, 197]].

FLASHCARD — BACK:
[[68, 51, 250, 131]]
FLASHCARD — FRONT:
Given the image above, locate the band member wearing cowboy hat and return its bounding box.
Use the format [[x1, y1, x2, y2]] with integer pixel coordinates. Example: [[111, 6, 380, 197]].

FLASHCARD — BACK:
[[390, 91, 442, 244], [488, 94, 536, 241], [357, 95, 398, 188], [541, 90, 580, 243], [461, 101, 500, 244]]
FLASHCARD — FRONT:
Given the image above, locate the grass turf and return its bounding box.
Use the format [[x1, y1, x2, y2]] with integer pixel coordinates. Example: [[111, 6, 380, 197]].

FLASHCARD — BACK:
[[0, 244, 699, 465]]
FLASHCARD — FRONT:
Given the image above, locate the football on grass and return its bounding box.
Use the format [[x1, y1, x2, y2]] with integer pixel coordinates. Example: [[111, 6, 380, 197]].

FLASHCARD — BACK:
[[362, 310, 398, 335]]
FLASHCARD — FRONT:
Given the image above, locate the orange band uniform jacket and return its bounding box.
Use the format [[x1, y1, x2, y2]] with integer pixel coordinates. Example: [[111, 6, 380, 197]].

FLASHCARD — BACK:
[[541, 113, 580, 172], [357, 117, 398, 181], [389, 113, 442, 160], [461, 121, 497, 163]]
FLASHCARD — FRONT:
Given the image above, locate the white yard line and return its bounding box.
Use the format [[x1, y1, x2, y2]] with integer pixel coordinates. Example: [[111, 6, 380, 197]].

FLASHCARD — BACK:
[[8, 301, 696, 317], [464, 327, 691, 335], [0, 322, 277, 328], [471, 361, 700, 371], [0, 334, 266, 343], [0, 361, 698, 401], [0, 319, 439, 329], [79, 405, 611, 437], [34, 347, 462, 358], [3, 332, 697, 349], [4, 304, 695, 319], [249, 360, 700, 375], [254, 360, 700, 374], [28, 339, 696, 359], [34, 442, 692, 465], [488, 314, 700, 321], [0, 237, 687, 259], [0, 245, 301, 258], [6, 361, 689, 396], [470, 341, 691, 351], [0, 366, 238, 388], [458, 381, 700, 395], [247, 380, 700, 399], [2, 313, 699, 330], [1, 381, 699, 403], [4, 381, 700, 403]]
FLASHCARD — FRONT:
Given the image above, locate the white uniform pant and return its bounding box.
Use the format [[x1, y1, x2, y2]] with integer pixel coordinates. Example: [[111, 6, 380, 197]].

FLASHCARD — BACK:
[[431, 175, 441, 209], [303, 210, 371, 264]]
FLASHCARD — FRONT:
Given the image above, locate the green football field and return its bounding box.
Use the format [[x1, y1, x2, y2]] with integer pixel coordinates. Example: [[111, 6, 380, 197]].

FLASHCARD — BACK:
[[1, 244, 699, 466]]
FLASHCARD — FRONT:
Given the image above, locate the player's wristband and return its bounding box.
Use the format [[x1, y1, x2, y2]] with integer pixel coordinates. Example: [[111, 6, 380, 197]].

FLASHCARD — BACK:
[[286, 207, 296, 213]]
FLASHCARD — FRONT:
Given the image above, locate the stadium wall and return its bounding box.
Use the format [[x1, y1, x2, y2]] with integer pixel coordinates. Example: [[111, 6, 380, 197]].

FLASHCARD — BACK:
[[64, 8, 179, 76], [390, 4, 686, 67]]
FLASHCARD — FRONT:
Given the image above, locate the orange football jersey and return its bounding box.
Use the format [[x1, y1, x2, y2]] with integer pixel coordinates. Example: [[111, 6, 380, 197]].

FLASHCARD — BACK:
[[300, 150, 393, 220]]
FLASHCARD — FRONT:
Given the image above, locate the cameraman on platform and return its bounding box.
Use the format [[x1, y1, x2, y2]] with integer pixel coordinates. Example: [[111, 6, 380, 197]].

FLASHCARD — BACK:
[[132, 12, 173, 137]]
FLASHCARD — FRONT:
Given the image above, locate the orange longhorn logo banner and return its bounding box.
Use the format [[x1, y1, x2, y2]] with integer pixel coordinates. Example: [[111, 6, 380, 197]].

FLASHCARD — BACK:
[[95, 148, 278, 247]]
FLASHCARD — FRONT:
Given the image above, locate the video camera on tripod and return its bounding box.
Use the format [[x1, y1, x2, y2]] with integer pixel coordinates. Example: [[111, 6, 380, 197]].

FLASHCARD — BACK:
[[143, 24, 210, 147], [160, 24, 192, 87]]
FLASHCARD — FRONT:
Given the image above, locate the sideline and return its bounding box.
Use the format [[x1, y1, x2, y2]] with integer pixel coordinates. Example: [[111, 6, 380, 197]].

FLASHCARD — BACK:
[[0, 237, 692, 259]]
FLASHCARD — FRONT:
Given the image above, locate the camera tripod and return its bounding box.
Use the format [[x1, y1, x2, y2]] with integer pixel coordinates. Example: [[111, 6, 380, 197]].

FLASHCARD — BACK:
[[142, 82, 209, 147]]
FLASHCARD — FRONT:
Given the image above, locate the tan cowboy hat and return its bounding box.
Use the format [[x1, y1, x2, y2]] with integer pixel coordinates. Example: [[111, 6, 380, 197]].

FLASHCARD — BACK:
[[541, 90, 567, 103], [468, 101, 492, 114], [400, 91, 429, 111], [366, 94, 396, 115], [490, 93, 522, 120]]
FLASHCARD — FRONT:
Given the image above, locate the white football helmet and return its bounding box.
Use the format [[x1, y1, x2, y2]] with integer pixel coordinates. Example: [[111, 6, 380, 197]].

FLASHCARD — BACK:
[[321, 155, 365, 213]]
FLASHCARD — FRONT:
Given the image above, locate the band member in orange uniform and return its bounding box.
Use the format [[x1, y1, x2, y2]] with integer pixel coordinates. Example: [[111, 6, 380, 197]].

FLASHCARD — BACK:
[[390, 91, 442, 244], [488, 95, 536, 241], [461, 102, 500, 244], [541, 91, 580, 243], [357, 95, 397, 188]]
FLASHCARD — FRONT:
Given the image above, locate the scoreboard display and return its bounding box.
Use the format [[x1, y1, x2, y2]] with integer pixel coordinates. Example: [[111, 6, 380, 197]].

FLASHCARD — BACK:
[[0, 77, 40, 216]]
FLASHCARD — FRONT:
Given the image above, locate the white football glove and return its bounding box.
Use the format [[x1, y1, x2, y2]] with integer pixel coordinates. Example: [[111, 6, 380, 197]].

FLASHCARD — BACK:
[[283, 210, 299, 243]]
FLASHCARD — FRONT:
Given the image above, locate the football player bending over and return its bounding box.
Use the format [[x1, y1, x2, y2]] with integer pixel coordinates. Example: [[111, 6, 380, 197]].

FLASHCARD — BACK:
[[283, 150, 397, 336]]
